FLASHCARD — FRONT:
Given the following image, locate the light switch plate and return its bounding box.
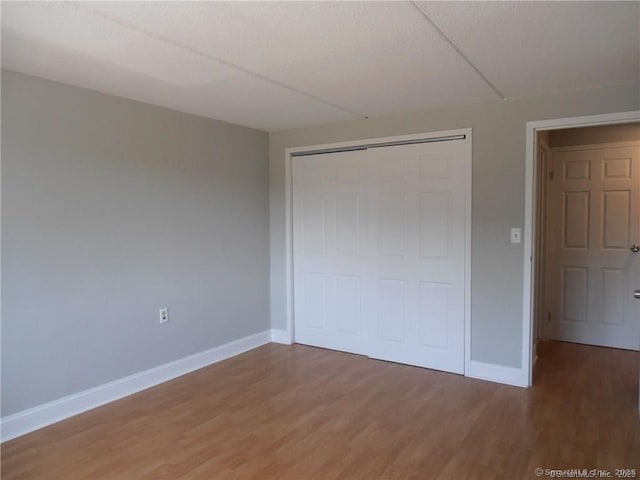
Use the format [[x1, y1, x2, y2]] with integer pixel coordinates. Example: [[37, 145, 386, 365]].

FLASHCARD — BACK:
[[511, 228, 521, 244]]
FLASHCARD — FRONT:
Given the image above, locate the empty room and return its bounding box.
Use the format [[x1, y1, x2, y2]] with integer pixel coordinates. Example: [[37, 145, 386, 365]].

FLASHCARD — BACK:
[[1, 1, 639, 479]]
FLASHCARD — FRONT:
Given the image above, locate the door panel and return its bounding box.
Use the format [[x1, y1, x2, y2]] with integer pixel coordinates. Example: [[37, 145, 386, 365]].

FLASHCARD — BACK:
[[335, 275, 361, 333], [419, 192, 449, 258], [335, 195, 360, 254], [562, 191, 590, 248], [561, 266, 588, 323], [548, 143, 640, 350], [601, 268, 626, 325], [302, 197, 325, 253], [293, 150, 367, 355], [602, 190, 630, 249], [377, 192, 407, 257]]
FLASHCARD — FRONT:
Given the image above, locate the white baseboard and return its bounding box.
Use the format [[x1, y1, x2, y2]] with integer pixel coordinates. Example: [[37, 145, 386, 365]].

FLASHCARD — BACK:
[[1, 330, 272, 443], [270, 329, 292, 344], [465, 360, 528, 388]]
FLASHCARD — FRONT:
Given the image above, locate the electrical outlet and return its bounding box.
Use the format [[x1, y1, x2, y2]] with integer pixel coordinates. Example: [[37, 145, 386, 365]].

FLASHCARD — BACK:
[[510, 228, 521, 244], [159, 308, 169, 324]]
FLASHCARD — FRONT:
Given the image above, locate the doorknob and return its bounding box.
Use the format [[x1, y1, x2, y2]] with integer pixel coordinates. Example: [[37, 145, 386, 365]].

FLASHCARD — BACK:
[[631, 244, 640, 253], [635, 290, 640, 300]]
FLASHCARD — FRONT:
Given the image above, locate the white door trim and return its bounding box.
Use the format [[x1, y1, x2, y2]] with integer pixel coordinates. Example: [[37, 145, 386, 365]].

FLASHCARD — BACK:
[[522, 110, 640, 386], [284, 128, 472, 374]]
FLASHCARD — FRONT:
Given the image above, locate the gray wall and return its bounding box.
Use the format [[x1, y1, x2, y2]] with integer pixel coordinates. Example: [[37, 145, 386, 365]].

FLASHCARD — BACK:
[[1, 71, 270, 416], [269, 84, 639, 369]]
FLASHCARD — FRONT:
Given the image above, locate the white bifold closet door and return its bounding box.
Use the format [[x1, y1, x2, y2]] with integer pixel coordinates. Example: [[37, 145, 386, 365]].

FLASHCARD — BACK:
[[293, 138, 468, 374]]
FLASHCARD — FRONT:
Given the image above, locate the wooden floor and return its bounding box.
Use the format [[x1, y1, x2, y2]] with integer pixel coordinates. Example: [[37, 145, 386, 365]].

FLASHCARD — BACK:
[[2, 341, 639, 479]]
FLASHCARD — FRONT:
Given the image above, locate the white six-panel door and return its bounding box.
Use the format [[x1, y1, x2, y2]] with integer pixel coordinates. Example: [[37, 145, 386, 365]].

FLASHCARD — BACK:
[[293, 136, 469, 374], [547, 142, 640, 350], [366, 141, 467, 373]]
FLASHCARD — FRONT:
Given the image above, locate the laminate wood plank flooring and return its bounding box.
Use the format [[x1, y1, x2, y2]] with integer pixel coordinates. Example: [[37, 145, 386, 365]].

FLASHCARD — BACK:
[[2, 340, 639, 479]]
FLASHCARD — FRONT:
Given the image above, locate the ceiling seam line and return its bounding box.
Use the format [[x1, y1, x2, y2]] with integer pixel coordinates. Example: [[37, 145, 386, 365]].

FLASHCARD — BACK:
[[70, 2, 369, 120], [411, 1, 507, 101]]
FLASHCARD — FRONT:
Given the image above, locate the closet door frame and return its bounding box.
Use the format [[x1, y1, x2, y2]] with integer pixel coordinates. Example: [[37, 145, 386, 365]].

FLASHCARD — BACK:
[[283, 128, 472, 373]]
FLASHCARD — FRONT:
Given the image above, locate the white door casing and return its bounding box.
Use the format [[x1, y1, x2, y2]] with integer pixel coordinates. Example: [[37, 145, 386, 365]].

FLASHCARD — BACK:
[[292, 135, 470, 374], [524, 111, 639, 387], [547, 142, 640, 350]]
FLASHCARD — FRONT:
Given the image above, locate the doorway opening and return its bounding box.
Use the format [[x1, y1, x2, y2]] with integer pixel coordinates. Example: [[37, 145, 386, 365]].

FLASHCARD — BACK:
[[523, 111, 640, 386]]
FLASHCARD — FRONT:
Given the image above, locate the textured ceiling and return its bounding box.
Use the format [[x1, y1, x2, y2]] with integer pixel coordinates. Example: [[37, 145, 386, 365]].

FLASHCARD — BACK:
[[2, 1, 638, 131]]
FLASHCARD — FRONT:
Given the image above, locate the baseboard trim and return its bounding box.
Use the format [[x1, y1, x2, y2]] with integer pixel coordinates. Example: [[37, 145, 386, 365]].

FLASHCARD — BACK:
[[465, 360, 528, 388], [1, 330, 271, 443], [270, 329, 292, 345]]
